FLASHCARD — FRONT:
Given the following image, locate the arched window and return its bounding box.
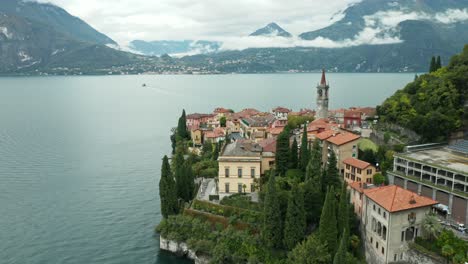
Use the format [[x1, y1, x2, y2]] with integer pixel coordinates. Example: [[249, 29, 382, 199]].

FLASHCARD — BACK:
[[372, 218, 376, 232], [377, 222, 382, 236], [383, 226, 387, 240]]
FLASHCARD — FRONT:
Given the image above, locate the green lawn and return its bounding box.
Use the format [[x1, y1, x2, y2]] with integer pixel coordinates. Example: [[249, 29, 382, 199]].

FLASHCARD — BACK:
[[358, 138, 378, 152]]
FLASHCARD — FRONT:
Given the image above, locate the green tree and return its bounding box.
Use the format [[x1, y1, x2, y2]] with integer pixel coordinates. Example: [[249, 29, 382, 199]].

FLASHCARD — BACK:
[[373, 173, 385, 185], [359, 149, 376, 164], [319, 186, 338, 256], [202, 141, 213, 160], [159, 155, 178, 218], [436, 55, 442, 70], [184, 159, 195, 201], [303, 179, 323, 225], [442, 244, 455, 264], [429, 56, 437, 72], [337, 182, 349, 235], [177, 109, 189, 139], [289, 137, 299, 169], [220, 116, 227, 127], [300, 124, 310, 171], [287, 234, 331, 264], [305, 139, 322, 181], [284, 184, 306, 250], [262, 172, 283, 249], [422, 213, 442, 241], [275, 127, 290, 176], [333, 228, 349, 264], [325, 151, 340, 190], [213, 142, 220, 161]]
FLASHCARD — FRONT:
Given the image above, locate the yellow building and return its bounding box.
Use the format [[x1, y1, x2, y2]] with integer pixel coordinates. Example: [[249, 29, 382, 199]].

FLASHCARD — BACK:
[[343, 157, 377, 184], [316, 130, 360, 175], [218, 140, 262, 195], [191, 129, 203, 146]]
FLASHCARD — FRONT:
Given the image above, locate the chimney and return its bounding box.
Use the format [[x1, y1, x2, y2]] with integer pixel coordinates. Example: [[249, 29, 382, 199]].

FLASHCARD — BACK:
[[409, 195, 417, 204]]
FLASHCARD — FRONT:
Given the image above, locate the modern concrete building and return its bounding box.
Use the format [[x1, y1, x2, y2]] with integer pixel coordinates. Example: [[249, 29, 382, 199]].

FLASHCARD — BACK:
[[350, 184, 438, 264], [387, 141, 468, 225], [218, 140, 262, 196]]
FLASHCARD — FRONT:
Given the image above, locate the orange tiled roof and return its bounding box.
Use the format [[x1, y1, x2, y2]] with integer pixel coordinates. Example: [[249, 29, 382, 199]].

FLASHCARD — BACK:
[[268, 127, 284, 136], [349, 181, 365, 193], [258, 137, 277, 153], [344, 110, 362, 118], [343, 157, 372, 169], [327, 132, 360, 146], [273, 107, 291, 113], [364, 185, 438, 213], [316, 130, 336, 140]]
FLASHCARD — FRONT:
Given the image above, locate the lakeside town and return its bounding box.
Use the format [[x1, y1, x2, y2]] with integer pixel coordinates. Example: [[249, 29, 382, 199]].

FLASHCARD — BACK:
[[157, 57, 468, 264]]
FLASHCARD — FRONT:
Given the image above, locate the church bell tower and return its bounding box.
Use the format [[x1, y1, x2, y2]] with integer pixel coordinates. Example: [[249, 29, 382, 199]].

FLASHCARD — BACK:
[[316, 69, 329, 119]]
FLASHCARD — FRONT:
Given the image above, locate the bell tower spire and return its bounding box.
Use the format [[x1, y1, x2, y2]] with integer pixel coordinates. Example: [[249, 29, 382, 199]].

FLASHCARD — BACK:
[[316, 69, 329, 119]]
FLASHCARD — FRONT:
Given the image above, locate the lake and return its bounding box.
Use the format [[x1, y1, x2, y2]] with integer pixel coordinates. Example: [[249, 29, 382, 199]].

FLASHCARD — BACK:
[[0, 73, 414, 264]]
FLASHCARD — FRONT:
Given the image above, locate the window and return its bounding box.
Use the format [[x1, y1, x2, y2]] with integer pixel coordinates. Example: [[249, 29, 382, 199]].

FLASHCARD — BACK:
[[352, 153, 356, 157], [238, 183, 243, 193], [383, 212, 387, 219], [346, 164, 350, 170], [357, 177, 361, 182], [394, 254, 397, 261], [382, 247, 384, 255], [400, 253, 403, 260], [401, 231, 405, 242], [366, 178, 372, 183], [378, 208, 381, 215], [251, 168, 255, 178], [376, 242, 379, 249], [225, 168, 230, 177], [250, 184, 255, 192], [377, 222, 382, 236], [238, 168, 242, 178], [373, 204, 376, 211], [383, 226, 387, 240], [225, 183, 230, 193], [370, 237, 373, 243], [357, 169, 362, 174], [367, 169, 372, 175]]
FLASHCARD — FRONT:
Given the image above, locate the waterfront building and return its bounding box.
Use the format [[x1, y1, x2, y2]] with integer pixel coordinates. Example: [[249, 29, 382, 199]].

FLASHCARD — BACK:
[[218, 140, 262, 197], [344, 110, 362, 128], [387, 141, 468, 225], [343, 157, 377, 184]]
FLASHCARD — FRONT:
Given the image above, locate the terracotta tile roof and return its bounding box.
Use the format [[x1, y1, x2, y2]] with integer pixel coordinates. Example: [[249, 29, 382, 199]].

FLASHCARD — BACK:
[[204, 127, 225, 138], [349, 181, 365, 193], [343, 157, 372, 169], [272, 107, 291, 113], [214, 107, 231, 114], [267, 127, 284, 136], [316, 130, 336, 140], [344, 110, 362, 118], [187, 113, 215, 120], [326, 132, 360, 146], [364, 185, 438, 213], [258, 137, 277, 153], [232, 108, 260, 119]]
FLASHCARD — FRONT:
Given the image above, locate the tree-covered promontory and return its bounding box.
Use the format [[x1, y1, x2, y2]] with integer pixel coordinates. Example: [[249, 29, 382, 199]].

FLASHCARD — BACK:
[[377, 45, 467, 142]]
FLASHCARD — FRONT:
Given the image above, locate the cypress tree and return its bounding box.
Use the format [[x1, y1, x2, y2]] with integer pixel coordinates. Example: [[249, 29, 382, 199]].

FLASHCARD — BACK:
[[173, 152, 186, 201], [319, 186, 338, 256], [213, 142, 220, 161], [436, 55, 442, 70], [262, 172, 283, 248], [303, 179, 323, 225], [275, 127, 290, 176], [305, 139, 322, 181], [337, 182, 350, 234], [289, 137, 299, 169], [325, 151, 340, 190], [284, 184, 306, 250], [333, 228, 349, 264], [429, 56, 436, 72], [184, 159, 195, 201], [177, 109, 189, 139], [300, 124, 310, 171], [159, 155, 178, 218]]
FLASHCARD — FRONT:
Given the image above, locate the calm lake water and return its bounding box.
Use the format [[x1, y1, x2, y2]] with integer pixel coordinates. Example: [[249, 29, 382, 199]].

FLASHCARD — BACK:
[[0, 73, 415, 264]]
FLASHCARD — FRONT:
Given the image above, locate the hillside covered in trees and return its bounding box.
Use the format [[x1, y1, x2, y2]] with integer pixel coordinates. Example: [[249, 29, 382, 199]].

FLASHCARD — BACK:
[[377, 45, 468, 142]]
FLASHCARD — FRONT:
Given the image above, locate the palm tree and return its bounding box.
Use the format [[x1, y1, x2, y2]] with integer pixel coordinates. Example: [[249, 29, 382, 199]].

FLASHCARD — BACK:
[[422, 213, 442, 241]]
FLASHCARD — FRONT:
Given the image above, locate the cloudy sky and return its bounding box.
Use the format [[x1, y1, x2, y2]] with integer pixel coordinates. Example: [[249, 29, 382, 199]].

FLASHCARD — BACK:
[[40, 0, 361, 45]]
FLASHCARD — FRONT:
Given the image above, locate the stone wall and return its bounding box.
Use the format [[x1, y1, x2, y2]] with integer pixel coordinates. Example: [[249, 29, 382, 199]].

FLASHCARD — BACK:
[[159, 236, 210, 264], [398, 247, 444, 264]]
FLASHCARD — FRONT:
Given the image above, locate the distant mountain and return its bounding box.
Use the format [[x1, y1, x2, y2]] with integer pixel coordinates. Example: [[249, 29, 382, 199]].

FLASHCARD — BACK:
[[0, 0, 116, 45], [176, 0, 468, 72], [0, 0, 140, 74], [249, 22, 292, 37], [129, 40, 221, 56], [0, 13, 137, 73]]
